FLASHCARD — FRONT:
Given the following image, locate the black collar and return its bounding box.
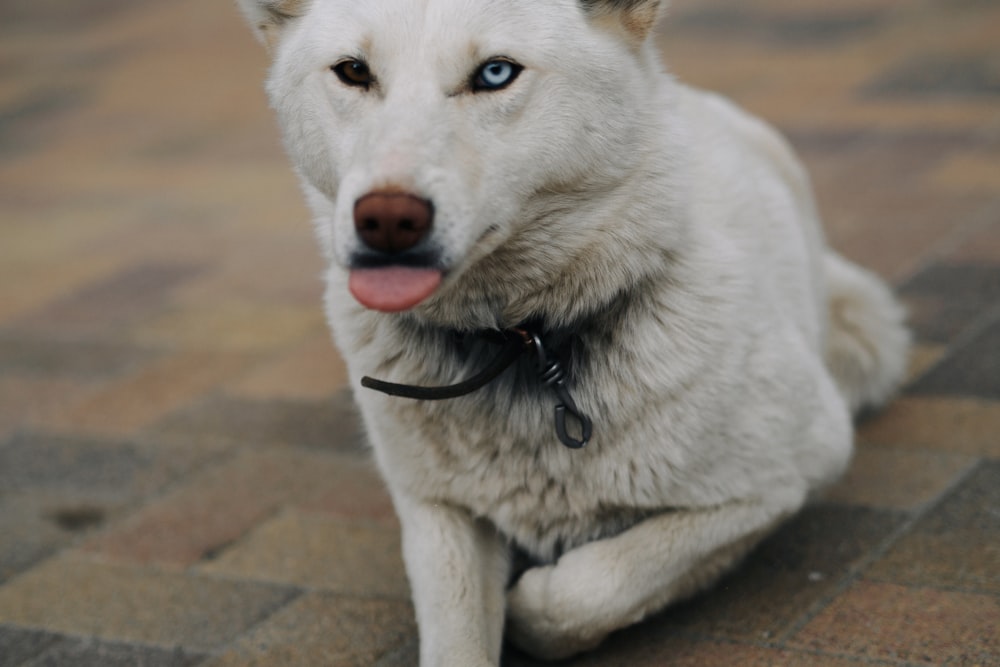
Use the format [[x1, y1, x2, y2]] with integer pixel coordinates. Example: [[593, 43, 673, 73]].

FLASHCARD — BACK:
[[361, 324, 593, 449]]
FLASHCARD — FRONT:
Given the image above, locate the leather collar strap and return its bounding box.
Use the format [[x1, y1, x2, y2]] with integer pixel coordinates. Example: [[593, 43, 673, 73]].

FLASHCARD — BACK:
[[360, 327, 593, 448]]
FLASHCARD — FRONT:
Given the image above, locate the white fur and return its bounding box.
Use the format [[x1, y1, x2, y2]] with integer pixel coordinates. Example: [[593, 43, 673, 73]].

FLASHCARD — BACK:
[[236, 0, 910, 663]]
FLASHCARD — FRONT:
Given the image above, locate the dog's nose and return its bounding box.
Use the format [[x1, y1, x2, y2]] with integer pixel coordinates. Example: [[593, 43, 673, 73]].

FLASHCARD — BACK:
[[354, 191, 434, 255]]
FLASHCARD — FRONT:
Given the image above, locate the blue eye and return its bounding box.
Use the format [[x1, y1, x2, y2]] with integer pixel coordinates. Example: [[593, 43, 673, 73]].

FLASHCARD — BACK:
[[473, 59, 522, 91]]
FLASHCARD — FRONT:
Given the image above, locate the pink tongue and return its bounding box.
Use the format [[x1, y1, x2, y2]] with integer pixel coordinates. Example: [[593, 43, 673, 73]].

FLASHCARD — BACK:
[[348, 267, 443, 312]]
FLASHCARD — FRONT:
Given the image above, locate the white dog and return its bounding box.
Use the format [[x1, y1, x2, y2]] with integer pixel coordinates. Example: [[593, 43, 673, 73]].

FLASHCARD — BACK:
[[236, 0, 910, 664]]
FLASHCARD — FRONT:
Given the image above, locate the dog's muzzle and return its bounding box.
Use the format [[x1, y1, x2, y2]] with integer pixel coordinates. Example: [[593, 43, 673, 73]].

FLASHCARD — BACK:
[[348, 189, 444, 312]]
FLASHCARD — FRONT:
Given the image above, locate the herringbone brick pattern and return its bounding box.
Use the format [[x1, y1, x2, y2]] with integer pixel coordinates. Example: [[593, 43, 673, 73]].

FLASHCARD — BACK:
[[1, 1, 998, 665]]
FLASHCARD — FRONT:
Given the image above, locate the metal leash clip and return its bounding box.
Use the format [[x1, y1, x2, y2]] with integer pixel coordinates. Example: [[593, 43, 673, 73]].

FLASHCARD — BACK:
[[522, 330, 593, 449]]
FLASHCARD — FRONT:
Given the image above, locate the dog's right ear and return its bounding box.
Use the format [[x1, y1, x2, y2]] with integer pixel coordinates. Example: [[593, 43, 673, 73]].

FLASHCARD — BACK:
[[236, 0, 309, 50], [581, 0, 667, 46]]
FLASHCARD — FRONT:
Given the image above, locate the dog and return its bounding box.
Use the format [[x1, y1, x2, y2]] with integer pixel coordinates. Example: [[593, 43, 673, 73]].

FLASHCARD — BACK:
[[236, 0, 910, 663]]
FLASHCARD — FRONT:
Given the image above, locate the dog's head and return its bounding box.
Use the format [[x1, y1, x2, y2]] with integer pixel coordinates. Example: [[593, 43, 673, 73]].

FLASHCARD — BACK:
[[238, 0, 673, 325]]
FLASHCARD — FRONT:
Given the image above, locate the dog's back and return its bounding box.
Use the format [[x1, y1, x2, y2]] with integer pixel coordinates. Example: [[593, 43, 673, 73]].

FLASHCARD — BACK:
[[678, 86, 910, 414]]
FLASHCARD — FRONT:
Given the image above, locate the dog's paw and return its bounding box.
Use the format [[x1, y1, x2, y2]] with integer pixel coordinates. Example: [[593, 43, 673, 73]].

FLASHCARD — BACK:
[[505, 563, 609, 661]]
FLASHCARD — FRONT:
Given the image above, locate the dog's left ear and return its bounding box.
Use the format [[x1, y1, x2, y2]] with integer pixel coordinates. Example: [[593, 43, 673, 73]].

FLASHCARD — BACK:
[[581, 0, 667, 45], [236, 0, 309, 50]]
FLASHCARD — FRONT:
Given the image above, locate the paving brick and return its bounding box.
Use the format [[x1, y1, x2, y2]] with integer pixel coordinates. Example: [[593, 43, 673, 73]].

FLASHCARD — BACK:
[[25, 638, 207, 667], [76, 204, 229, 259], [643, 505, 904, 642], [866, 461, 1000, 594], [825, 190, 983, 283], [150, 391, 366, 454], [0, 431, 216, 502], [46, 349, 250, 438], [0, 87, 91, 158], [898, 262, 1000, 344], [199, 511, 408, 599], [820, 444, 976, 510], [820, 93, 1000, 131], [0, 492, 98, 585], [82, 449, 384, 567], [865, 55, 1000, 98], [671, 7, 890, 46], [909, 313, 1000, 399], [170, 234, 324, 309], [949, 218, 1000, 263], [130, 302, 324, 353], [857, 396, 1000, 458], [0, 236, 124, 324], [793, 136, 996, 277], [0, 0, 136, 34], [293, 458, 396, 524], [0, 197, 128, 262], [224, 333, 349, 401], [0, 556, 296, 652], [534, 636, 878, 667], [0, 334, 157, 379], [930, 152, 1000, 194], [375, 639, 419, 667], [0, 377, 97, 437], [811, 133, 980, 208], [789, 581, 1000, 665], [0, 430, 219, 582], [12, 262, 203, 338], [205, 593, 415, 667], [905, 342, 946, 379], [1, 432, 159, 496], [0, 625, 66, 667]]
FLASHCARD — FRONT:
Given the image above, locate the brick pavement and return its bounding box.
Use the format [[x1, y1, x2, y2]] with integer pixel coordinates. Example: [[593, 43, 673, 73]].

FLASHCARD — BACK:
[[0, 0, 998, 665]]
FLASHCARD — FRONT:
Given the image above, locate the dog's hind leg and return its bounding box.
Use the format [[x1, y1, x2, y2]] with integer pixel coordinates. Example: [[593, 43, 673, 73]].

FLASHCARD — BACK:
[[505, 483, 807, 661], [823, 252, 910, 414], [397, 499, 510, 666]]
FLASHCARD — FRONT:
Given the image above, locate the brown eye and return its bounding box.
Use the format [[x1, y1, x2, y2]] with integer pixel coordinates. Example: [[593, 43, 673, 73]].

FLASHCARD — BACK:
[[332, 59, 374, 89]]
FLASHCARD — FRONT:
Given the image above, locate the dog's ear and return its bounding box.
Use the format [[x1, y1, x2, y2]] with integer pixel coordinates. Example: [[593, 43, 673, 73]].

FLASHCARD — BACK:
[[236, 0, 309, 50], [581, 0, 667, 45]]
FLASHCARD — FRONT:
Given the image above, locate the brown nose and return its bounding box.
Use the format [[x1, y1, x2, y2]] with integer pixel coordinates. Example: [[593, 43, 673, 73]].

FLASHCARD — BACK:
[[353, 191, 434, 255]]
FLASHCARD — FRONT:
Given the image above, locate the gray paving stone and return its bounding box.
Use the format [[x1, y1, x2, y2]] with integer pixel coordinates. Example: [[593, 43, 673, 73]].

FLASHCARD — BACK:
[[0, 493, 78, 584], [867, 461, 1000, 593], [150, 391, 367, 454], [205, 593, 415, 667], [0, 334, 158, 379], [24, 638, 207, 667], [0, 625, 66, 667], [673, 7, 888, 44], [639, 505, 906, 641], [898, 262, 1000, 345], [0, 1, 137, 34], [0, 557, 299, 653], [0, 433, 154, 496], [866, 55, 1000, 98], [13, 263, 204, 338], [909, 314, 1000, 399]]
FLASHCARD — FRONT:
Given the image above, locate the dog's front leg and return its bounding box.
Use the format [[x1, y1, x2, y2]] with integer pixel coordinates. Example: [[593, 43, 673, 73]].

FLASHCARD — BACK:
[[506, 484, 807, 660], [397, 498, 510, 667]]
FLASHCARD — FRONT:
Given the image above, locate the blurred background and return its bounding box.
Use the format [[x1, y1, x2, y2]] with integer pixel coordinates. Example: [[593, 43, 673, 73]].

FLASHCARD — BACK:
[[0, 1, 998, 665]]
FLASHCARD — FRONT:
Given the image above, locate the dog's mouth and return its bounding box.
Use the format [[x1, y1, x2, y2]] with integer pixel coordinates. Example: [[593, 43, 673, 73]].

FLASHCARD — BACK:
[[348, 266, 444, 312], [345, 189, 449, 312]]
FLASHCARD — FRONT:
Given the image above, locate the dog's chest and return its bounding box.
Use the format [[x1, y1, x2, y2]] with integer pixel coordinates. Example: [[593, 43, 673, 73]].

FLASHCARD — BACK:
[[391, 390, 653, 561], [474, 461, 653, 561], [366, 321, 666, 558]]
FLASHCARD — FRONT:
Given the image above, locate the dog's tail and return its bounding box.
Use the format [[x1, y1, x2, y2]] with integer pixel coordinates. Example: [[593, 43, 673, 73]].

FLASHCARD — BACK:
[[823, 252, 911, 414]]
